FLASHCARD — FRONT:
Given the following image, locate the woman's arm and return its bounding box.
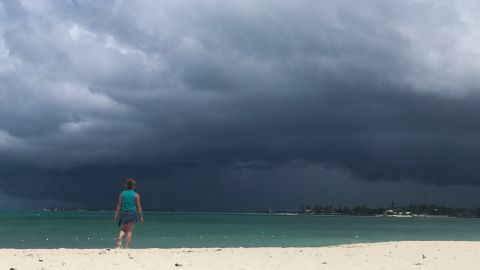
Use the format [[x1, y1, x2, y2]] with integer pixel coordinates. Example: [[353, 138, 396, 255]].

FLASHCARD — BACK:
[[136, 193, 143, 223], [113, 192, 122, 222]]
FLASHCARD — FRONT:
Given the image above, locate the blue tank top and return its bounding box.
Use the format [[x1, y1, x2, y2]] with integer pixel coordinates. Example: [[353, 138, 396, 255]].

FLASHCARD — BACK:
[[121, 190, 137, 212]]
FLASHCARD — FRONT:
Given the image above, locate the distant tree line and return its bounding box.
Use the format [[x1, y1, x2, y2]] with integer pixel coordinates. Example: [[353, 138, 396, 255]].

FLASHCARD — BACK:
[[297, 204, 480, 218]]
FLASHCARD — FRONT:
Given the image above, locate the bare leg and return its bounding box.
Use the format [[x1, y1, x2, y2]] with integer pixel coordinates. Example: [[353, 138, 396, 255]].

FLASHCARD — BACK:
[[117, 225, 128, 248], [125, 223, 135, 249]]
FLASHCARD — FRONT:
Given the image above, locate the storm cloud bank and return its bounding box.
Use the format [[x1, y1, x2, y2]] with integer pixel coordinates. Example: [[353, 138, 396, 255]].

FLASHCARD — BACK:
[[1, 0, 480, 209]]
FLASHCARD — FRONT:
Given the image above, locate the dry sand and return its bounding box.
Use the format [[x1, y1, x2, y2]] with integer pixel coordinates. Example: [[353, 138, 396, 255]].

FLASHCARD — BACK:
[[2, 241, 480, 270]]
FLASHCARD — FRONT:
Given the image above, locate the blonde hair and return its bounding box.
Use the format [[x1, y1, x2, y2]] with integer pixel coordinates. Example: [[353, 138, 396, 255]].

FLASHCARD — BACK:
[[124, 178, 136, 190]]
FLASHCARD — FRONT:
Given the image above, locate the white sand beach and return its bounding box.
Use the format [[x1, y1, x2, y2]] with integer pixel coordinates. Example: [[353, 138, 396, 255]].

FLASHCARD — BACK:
[[2, 241, 480, 270]]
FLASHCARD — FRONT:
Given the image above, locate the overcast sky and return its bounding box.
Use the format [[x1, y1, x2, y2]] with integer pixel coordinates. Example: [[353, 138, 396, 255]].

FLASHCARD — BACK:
[[2, 0, 480, 211]]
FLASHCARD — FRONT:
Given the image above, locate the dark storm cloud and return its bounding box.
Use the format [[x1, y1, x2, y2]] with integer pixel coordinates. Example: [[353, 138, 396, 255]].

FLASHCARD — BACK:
[[1, 0, 480, 209]]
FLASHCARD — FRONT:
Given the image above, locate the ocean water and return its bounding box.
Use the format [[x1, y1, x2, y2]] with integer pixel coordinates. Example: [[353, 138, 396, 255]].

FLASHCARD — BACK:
[[3, 211, 480, 248]]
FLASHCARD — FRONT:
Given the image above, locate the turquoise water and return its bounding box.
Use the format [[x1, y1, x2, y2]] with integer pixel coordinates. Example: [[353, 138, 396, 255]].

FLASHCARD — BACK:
[[3, 211, 480, 248]]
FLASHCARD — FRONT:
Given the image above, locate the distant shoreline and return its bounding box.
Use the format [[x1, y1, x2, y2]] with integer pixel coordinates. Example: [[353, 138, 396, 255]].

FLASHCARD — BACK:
[[20, 203, 480, 219], [43, 209, 477, 218], [0, 209, 470, 218]]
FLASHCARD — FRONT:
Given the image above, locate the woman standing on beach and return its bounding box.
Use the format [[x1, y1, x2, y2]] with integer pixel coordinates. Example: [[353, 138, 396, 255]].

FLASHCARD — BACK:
[[114, 178, 143, 249]]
